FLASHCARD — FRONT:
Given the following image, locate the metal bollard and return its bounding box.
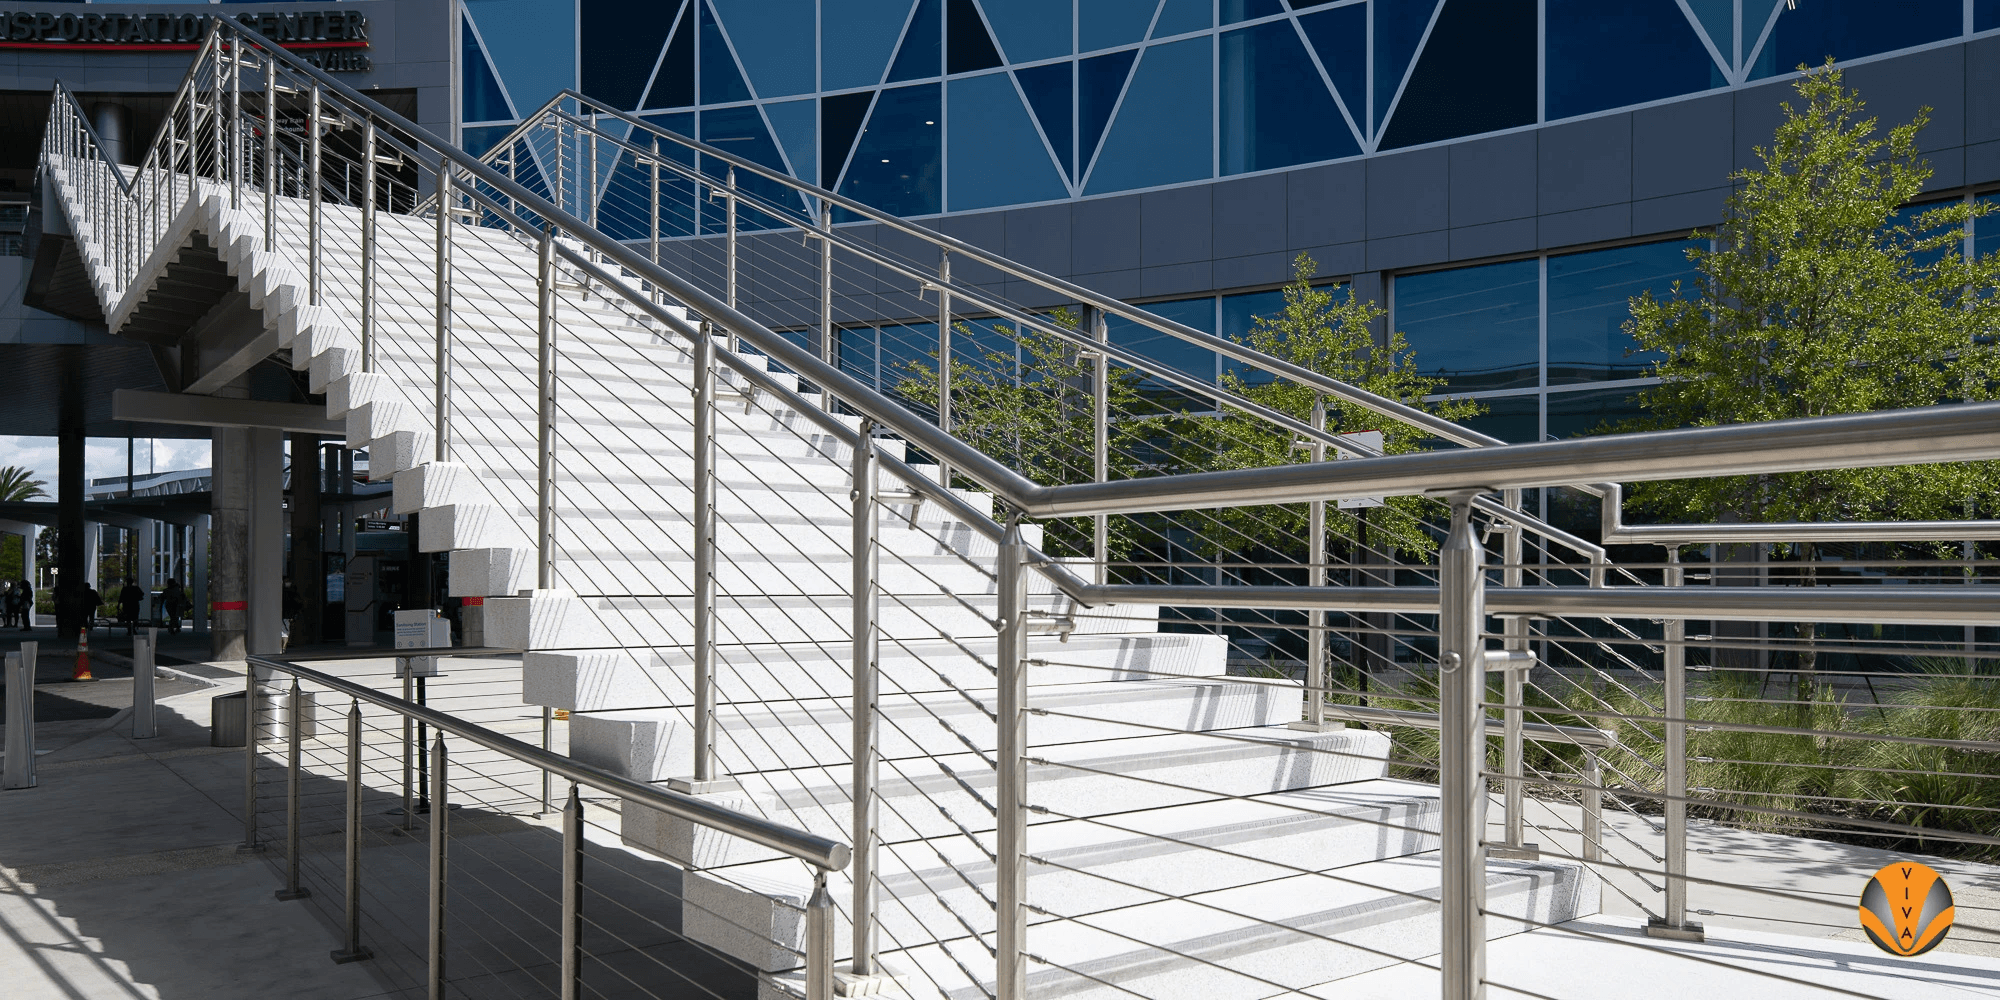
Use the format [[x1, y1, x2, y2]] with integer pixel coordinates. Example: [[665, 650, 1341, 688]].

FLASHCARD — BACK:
[[276, 679, 310, 901], [331, 698, 371, 962], [428, 733, 448, 1000], [238, 660, 264, 853], [3, 643, 38, 790], [132, 633, 156, 739], [1437, 496, 1487, 1000], [561, 783, 584, 1000]]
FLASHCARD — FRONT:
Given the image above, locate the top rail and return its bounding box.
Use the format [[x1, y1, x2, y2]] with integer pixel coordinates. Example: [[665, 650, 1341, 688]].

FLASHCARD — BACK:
[[247, 653, 851, 872]]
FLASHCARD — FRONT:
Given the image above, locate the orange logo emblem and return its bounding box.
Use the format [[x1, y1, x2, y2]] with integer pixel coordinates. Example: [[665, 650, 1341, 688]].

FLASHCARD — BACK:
[[1859, 862, 1955, 956]]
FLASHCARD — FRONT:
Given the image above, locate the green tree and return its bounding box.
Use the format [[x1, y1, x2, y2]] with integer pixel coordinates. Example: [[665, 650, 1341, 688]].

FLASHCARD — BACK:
[[1197, 253, 1481, 558], [1623, 62, 2000, 525], [1620, 62, 2000, 696], [0, 465, 48, 502]]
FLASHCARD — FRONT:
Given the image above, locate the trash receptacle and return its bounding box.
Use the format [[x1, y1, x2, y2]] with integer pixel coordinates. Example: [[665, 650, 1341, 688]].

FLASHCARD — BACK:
[[212, 690, 246, 747]]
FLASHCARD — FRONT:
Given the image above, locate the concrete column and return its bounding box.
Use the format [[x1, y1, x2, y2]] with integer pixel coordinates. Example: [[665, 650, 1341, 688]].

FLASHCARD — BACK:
[[90, 102, 130, 166], [290, 434, 322, 646], [21, 525, 35, 626], [192, 514, 210, 633], [247, 428, 284, 656], [136, 517, 156, 619], [56, 381, 86, 636], [211, 425, 248, 659]]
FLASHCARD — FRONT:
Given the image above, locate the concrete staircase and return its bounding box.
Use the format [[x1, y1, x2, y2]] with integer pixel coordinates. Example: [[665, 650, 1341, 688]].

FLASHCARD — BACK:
[[43, 158, 1601, 1000]]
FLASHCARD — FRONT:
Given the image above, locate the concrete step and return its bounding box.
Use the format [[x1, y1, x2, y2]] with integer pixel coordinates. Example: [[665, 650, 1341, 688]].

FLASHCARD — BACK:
[[572, 677, 1297, 781], [684, 777, 1448, 976], [630, 728, 1391, 869], [524, 632, 1227, 712]]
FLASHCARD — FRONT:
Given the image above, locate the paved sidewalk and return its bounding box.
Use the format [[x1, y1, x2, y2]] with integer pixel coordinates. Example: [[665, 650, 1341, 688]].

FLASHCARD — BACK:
[[0, 664, 394, 1000]]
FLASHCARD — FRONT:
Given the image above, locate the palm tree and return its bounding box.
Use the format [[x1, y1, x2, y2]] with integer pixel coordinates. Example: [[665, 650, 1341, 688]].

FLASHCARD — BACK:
[[0, 466, 49, 502]]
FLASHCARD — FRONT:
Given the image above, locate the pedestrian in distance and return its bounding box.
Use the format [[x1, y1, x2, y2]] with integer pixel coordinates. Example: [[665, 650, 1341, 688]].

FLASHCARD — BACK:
[[160, 578, 185, 634], [117, 577, 142, 635], [18, 578, 34, 631], [0, 580, 14, 628]]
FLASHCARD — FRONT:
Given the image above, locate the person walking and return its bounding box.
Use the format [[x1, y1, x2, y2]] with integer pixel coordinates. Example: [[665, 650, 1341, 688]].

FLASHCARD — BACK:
[[160, 578, 185, 634], [117, 577, 143, 636], [82, 582, 102, 633], [18, 578, 35, 631], [1, 580, 15, 628]]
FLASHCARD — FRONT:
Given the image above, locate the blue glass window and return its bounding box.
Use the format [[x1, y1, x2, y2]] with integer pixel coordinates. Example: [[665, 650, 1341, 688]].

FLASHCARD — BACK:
[[645, 14, 695, 108], [953, 316, 1021, 383], [1221, 0, 1284, 24], [1975, 196, 2000, 264], [468, 1, 575, 124], [824, 0, 917, 90], [839, 326, 879, 386], [1374, 0, 1440, 131], [763, 98, 817, 184], [1221, 288, 1286, 387], [1393, 259, 1539, 392], [1078, 50, 1136, 178], [981, 0, 1072, 62], [839, 84, 944, 217], [699, 0, 752, 102], [1751, 0, 1959, 80], [699, 105, 804, 231], [823, 91, 875, 187], [1684, 0, 1732, 58], [1085, 38, 1212, 194], [1110, 297, 1218, 407], [887, 0, 942, 82], [1380, 0, 1535, 150], [462, 18, 513, 123], [1220, 20, 1360, 174], [1886, 200, 1966, 273], [597, 132, 696, 241], [1546, 386, 1644, 439], [1544, 0, 1721, 122], [461, 125, 513, 159], [1981, 0, 2000, 32], [1546, 240, 1699, 385], [1461, 393, 1539, 443], [1016, 62, 1075, 180], [948, 72, 1069, 211], [881, 322, 941, 397], [638, 112, 698, 238], [581, 0, 683, 111], [1154, 0, 1211, 36], [1298, 4, 1365, 122], [1080, 0, 1157, 52], [713, 0, 815, 98], [947, 0, 1005, 74]]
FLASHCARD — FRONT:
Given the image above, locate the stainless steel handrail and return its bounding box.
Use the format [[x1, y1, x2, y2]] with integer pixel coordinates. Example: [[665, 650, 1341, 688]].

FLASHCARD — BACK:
[[246, 652, 851, 871]]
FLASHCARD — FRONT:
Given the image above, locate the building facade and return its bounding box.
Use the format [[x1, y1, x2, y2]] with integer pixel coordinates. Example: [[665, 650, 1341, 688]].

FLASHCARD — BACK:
[[458, 0, 2000, 446]]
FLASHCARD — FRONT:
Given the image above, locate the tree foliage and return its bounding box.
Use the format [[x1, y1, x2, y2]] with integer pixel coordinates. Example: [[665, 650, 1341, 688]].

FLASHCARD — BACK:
[[1622, 62, 2000, 525], [0, 466, 48, 502], [1195, 253, 1480, 558]]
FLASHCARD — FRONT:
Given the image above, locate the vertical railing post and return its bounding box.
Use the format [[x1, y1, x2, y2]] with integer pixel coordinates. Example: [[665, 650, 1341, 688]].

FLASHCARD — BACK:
[[360, 120, 377, 373], [1090, 308, 1109, 585], [851, 417, 881, 975], [819, 207, 835, 371], [724, 166, 739, 351], [935, 251, 953, 488], [994, 520, 1030, 1000], [540, 708, 553, 816], [277, 678, 311, 900], [1494, 490, 1537, 860], [1438, 495, 1486, 1000], [806, 868, 835, 1000], [435, 167, 453, 462], [1303, 398, 1329, 728], [330, 698, 371, 962], [1647, 546, 1704, 940], [307, 82, 322, 306], [537, 225, 559, 590], [690, 323, 718, 784], [561, 783, 584, 1000], [650, 137, 661, 276], [400, 672, 414, 832], [211, 39, 225, 186], [428, 733, 448, 999], [1582, 750, 1604, 863], [239, 659, 264, 853], [263, 51, 276, 246], [229, 29, 242, 210]]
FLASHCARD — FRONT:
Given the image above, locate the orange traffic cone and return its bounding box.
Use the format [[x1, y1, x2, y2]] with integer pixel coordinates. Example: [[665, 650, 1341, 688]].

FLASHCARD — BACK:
[[73, 627, 95, 681]]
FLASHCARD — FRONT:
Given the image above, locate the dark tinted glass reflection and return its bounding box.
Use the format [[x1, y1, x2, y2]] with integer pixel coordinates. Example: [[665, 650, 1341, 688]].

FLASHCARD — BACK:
[[1394, 260, 1540, 392], [1546, 240, 1699, 384]]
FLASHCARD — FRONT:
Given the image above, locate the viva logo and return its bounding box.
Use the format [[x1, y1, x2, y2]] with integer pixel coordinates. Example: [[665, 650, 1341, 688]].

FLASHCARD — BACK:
[[1859, 861, 1955, 957]]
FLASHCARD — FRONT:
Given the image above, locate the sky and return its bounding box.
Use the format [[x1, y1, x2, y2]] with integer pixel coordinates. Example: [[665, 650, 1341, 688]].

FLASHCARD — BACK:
[[0, 435, 214, 499]]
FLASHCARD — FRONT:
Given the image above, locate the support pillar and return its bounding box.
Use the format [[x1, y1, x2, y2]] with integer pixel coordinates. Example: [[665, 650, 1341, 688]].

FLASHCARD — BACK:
[[191, 514, 209, 633], [136, 516, 156, 620], [246, 428, 284, 656], [56, 377, 86, 637], [211, 426, 248, 659], [290, 434, 322, 646]]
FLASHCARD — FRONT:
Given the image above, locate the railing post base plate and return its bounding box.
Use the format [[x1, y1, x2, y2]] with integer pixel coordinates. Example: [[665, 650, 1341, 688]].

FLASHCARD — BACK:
[[330, 947, 374, 965], [1643, 919, 1706, 942], [833, 965, 909, 998], [274, 887, 312, 901], [1284, 720, 1345, 733]]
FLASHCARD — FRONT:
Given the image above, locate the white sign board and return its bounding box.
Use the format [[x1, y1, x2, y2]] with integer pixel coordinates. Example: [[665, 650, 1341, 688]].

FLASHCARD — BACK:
[[394, 609, 452, 677], [1335, 430, 1385, 509]]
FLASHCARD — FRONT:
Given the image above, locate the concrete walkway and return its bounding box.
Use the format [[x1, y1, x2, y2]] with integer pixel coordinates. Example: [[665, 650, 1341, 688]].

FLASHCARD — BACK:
[[0, 664, 394, 1000]]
